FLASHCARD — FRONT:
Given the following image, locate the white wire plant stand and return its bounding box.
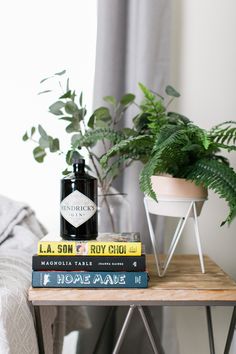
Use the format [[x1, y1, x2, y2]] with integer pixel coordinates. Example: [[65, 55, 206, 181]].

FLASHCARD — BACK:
[[144, 196, 207, 277]]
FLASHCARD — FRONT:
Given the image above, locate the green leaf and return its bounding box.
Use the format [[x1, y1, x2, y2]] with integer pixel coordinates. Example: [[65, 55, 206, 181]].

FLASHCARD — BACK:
[[39, 136, 50, 148], [66, 150, 74, 165], [65, 119, 80, 133], [22, 132, 29, 141], [93, 106, 110, 118], [165, 85, 180, 98], [138, 83, 155, 101], [95, 119, 109, 128], [49, 101, 64, 115], [167, 112, 190, 124], [73, 108, 86, 122], [49, 138, 60, 152], [71, 134, 81, 147], [133, 113, 150, 131], [72, 150, 82, 162], [54, 69, 66, 76], [87, 114, 95, 128], [40, 76, 53, 84], [65, 101, 79, 114], [66, 78, 70, 92], [38, 90, 52, 95], [59, 117, 73, 122], [38, 124, 48, 139], [122, 128, 137, 137], [79, 92, 83, 106], [93, 106, 112, 126], [103, 96, 116, 105], [33, 146, 46, 163], [71, 90, 76, 101], [66, 150, 81, 165], [31, 127, 36, 136], [66, 123, 75, 133], [120, 93, 135, 105], [62, 168, 71, 175], [59, 90, 72, 99]]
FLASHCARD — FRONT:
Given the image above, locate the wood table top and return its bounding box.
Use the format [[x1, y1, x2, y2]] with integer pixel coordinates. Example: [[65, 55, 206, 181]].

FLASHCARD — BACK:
[[28, 255, 236, 306]]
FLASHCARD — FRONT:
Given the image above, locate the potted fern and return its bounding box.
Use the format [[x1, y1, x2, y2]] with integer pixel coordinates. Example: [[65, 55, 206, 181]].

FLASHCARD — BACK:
[[100, 83, 236, 226], [22, 70, 136, 231]]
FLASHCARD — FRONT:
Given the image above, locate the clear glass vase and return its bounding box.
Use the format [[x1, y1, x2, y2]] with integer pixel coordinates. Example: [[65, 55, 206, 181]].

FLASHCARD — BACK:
[[98, 186, 132, 233]]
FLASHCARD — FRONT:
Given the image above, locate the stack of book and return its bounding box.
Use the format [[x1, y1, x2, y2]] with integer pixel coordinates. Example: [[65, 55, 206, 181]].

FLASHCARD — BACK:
[[32, 232, 148, 289]]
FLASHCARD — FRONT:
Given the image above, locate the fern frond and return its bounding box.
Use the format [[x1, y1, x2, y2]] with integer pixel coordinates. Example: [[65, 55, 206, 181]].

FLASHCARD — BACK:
[[187, 124, 210, 149], [152, 125, 187, 152], [211, 120, 236, 130], [209, 121, 236, 150], [71, 128, 125, 149], [100, 135, 153, 167], [139, 153, 167, 200], [102, 155, 131, 181], [140, 127, 189, 198], [185, 159, 236, 225]]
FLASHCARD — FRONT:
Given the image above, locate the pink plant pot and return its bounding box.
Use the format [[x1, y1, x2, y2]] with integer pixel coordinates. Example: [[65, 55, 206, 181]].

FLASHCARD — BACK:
[[146, 176, 208, 217]]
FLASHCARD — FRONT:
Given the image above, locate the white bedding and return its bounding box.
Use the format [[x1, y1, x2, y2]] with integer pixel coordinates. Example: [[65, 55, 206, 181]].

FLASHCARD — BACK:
[[0, 195, 90, 354]]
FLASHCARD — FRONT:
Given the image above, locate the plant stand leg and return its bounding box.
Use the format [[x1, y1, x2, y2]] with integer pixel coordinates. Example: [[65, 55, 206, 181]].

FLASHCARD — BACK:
[[144, 197, 206, 276], [162, 217, 184, 271], [161, 202, 194, 276], [193, 202, 205, 273], [144, 198, 162, 277]]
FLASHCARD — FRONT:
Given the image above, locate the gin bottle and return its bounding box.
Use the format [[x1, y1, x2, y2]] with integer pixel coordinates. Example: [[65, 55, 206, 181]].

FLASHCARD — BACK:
[[60, 159, 98, 240]]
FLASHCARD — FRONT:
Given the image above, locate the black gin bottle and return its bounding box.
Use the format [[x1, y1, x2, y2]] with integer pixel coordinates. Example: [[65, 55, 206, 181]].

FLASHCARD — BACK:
[[60, 159, 98, 240]]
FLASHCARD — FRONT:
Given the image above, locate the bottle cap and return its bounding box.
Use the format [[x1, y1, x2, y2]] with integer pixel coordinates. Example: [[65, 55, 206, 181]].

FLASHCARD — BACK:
[[73, 158, 85, 173]]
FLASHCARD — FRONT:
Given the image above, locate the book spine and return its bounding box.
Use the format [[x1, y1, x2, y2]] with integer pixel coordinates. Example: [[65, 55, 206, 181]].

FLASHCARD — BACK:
[[32, 271, 148, 288], [32, 254, 146, 271], [37, 241, 142, 256]]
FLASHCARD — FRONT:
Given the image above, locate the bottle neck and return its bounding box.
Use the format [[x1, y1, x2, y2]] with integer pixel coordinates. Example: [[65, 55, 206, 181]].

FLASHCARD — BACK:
[[73, 159, 85, 174]]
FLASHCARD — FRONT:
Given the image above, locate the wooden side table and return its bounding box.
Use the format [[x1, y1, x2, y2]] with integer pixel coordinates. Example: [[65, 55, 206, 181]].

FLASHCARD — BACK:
[[28, 255, 236, 354]]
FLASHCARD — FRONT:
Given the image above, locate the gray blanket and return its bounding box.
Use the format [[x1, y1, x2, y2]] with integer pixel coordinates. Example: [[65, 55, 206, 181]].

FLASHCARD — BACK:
[[0, 195, 90, 354]]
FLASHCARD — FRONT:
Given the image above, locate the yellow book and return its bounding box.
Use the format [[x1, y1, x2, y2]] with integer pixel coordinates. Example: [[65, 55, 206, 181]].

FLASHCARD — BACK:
[[38, 233, 142, 256]]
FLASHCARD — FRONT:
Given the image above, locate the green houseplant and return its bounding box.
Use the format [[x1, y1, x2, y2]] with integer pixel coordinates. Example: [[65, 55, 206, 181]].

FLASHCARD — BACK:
[[22, 70, 137, 231], [100, 83, 236, 226]]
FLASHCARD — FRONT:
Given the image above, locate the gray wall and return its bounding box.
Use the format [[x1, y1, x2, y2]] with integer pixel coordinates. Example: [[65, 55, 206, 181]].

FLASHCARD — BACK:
[[170, 1, 236, 353]]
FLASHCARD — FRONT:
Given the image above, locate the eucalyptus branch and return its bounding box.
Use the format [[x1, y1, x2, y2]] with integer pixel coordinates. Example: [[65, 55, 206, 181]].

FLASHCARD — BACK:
[[102, 139, 108, 155], [88, 147, 116, 230], [29, 137, 39, 144], [166, 97, 175, 110], [86, 148, 103, 187], [58, 80, 64, 95]]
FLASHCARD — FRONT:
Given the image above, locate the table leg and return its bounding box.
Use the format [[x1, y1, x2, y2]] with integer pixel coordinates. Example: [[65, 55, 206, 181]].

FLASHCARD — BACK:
[[34, 306, 45, 354], [112, 305, 164, 354], [138, 306, 164, 354], [224, 306, 236, 354], [206, 306, 215, 354], [112, 305, 135, 354], [93, 306, 116, 354]]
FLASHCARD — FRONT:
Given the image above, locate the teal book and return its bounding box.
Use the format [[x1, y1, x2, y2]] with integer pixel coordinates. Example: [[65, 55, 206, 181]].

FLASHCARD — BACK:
[[32, 270, 148, 288]]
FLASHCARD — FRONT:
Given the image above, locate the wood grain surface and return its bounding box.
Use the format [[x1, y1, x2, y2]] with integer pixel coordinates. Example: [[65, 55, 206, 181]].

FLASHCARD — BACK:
[[28, 255, 236, 306]]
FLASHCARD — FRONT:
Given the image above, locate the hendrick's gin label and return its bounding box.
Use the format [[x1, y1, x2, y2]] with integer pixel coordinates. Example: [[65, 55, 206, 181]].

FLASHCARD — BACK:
[[60, 158, 98, 240]]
